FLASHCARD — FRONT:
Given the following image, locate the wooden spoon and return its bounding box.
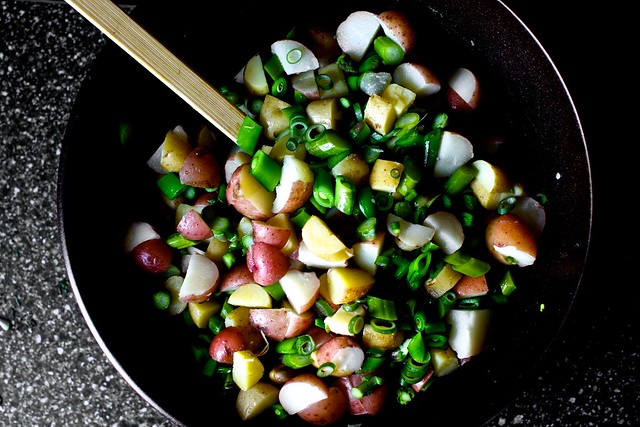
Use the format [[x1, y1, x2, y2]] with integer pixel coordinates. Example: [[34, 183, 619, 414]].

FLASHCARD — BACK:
[[65, 0, 246, 143]]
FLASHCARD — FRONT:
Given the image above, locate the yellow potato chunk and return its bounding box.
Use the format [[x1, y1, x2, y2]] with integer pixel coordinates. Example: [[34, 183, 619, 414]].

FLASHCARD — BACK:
[[364, 94, 397, 135], [322, 267, 375, 305], [369, 159, 404, 193], [188, 300, 221, 328], [233, 350, 265, 391]]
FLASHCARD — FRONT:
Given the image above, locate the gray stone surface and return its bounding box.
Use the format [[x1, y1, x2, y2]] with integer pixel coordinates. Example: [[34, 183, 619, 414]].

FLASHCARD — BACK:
[[1, 1, 637, 426]]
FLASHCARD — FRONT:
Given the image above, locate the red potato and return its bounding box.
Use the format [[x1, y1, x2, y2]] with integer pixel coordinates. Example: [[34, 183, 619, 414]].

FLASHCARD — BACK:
[[485, 213, 537, 267], [193, 191, 216, 207], [218, 263, 254, 293], [312, 336, 365, 377], [452, 274, 489, 298], [179, 146, 222, 188], [248, 307, 314, 342], [297, 386, 349, 425], [226, 163, 275, 220], [278, 269, 321, 314], [251, 220, 292, 249], [392, 62, 441, 97], [178, 253, 220, 302], [377, 10, 416, 54], [224, 151, 252, 183], [423, 211, 464, 255], [335, 372, 389, 416], [246, 242, 290, 286], [209, 326, 248, 364], [279, 373, 330, 415], [307, 326, 335, 350], [336, 11, 381, 62], [123, 221, 161, 254], [176, 209, 213, 241], [272, 155, 314, 215], [446, 67, 481, 112], [131, 238, 173, 274]]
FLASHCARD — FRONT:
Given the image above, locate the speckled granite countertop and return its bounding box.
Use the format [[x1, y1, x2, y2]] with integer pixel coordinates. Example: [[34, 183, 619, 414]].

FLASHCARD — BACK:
[[1, 1, 637, 426]]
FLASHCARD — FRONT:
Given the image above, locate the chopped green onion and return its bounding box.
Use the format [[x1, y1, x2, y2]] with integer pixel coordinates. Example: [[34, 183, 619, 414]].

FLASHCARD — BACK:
[[315, 74, 334, 90], [263, 54, 284, 80], [312, 167, 335, 208], [356, 217, 377, 241], [236, 115, 262, 155], [290, 206, 312, 228], [348, 315, 365, 334], [314, 298, 335, 317], [366, 295, 397, 321], [317, 362, 336, 377], [264, 282, 286, 301], [157, 172, 187, 199], [444, 163, 478, 195], [369, 318, 397, 334], [282, 353, 313, 369], [407, 331, 428, 363], [423, 334, 447, 347], [305, 127, 351, 158], [286, 48, 302, 64], [271, 77, 288, 97], [400, 356, 431, 384], [424, 128, 442, 168], [250, 150, 282, 192], [351, 375, 384, 399], [499, 270, 517, 296], [437, 291, 457, 318], [208, 315, 224, 335], [357, 186, 377, 218], [166, 233, 197, 249], [373, 36, 404, 66], [358, 54, 381, 73], [497, 196, 517, 215], [334, 175, 356, 215]]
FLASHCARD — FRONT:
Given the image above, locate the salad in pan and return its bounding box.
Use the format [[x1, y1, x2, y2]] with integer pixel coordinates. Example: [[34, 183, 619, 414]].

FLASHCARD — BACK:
[[123, 9, 546, 425]]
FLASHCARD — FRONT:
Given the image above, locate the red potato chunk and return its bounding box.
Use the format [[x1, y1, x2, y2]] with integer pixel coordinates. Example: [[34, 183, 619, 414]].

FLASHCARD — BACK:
[[218, 263, 255, 293], [209, 326, 248, 364], [279, 373, 329, 415], [131, 238, 173, 274], [176, 209, 213, 241], [312, 336, 365, 377], [335, 372, 389, 416], [297, 386, 349, 425], [246, 242, 290, 286], [485, 213, 537, 267], [179, 146, 222, 188], [251, 220, 292, 249], [248, 307, 314, 342]]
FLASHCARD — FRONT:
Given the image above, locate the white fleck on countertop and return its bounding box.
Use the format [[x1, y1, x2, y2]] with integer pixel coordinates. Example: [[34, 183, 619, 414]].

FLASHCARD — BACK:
[[0, 1, 637, 426]]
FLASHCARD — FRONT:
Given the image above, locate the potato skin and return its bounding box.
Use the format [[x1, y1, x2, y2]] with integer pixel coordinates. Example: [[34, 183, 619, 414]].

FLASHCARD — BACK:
[[131, 238, 173, 274], [335, 372, 388, 415], [247, 242, 290, 286], [274, 180, 313, 214], [225, 164, 273, 220], [297, 386, 349, 425], [209, 326, 247, 364], [179, 146, 222, 188], [485, 213, 537, 266], [312, 336, 364, 376], [219, 263, 254, 293]]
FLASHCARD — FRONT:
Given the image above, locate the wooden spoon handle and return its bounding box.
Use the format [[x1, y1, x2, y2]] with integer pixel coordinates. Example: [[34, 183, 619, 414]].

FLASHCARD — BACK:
[[65, 0, 245, 142]]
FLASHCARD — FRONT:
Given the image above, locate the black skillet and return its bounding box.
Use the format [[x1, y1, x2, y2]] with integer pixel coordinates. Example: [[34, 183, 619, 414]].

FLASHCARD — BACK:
[[57, 0, 592, 425]]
